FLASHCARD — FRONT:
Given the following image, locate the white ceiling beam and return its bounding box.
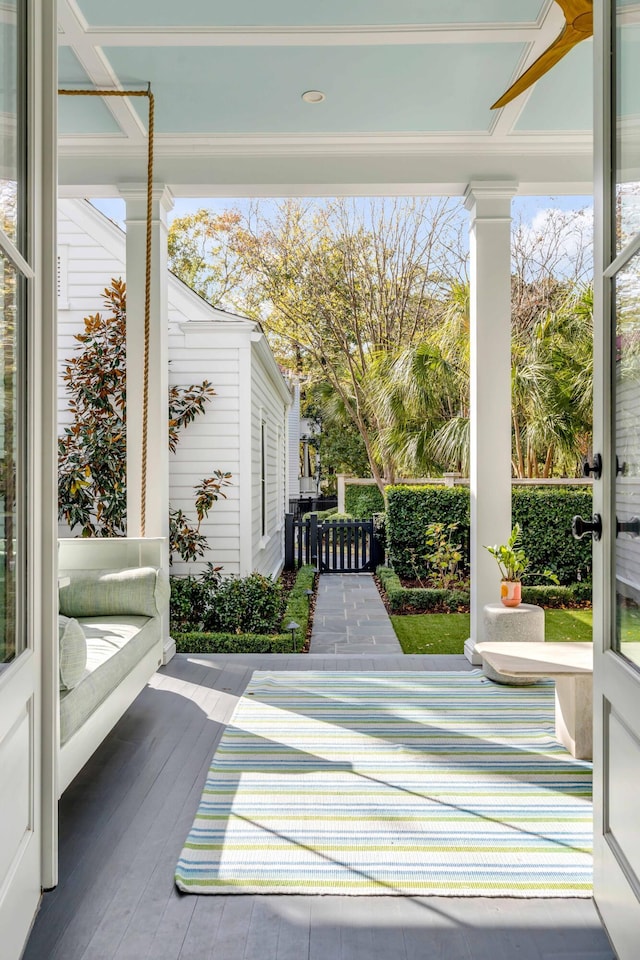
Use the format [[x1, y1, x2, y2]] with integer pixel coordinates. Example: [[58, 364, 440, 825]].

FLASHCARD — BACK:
[[58, 0, 147, 143], [73, 23, 545, 48], [58, 131, 592, 157], [58, 180, 594, 200], [490, 0, 565, 138], [56, 147, 594, 194]]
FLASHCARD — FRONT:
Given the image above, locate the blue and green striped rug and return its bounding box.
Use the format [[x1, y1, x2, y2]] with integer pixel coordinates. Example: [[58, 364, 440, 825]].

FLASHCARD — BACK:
[[176, 671, 592, 896]]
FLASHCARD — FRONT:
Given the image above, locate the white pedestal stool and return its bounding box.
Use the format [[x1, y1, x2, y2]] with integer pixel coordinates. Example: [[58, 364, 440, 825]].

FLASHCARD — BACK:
[[480, 602, 545, 684]]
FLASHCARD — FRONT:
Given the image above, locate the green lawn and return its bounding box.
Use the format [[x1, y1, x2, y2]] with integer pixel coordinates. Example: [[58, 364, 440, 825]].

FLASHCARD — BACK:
[[391, 609, 593, 655]]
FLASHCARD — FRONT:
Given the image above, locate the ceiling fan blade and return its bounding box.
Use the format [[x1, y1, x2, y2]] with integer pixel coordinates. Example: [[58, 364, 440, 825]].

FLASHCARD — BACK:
[[491, 26, 584, 110], [555, 0, 593, 24]]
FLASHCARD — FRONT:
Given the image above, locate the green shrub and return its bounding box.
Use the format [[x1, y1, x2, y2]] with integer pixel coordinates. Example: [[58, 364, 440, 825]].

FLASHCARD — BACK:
[[172, 565, 317, 654], [387, 486, 469, 580], [173, 631, 293, 654], [522, 583, 592, 607], [281, 564, 316, 648], [423, 522, 466, 589], [203, 573, 284, 634], [386, 484, 592, 585], [376, 567, 591, 613], [303, 510, 354, 521], [303, 507, 339, 520], [170, 564, 223, 631], [344, 484, 385, 518], [377, 566, 468, 614], [377, 567, 591, 613], [512, 488, 593, 586], [571, 581, 593, 602]]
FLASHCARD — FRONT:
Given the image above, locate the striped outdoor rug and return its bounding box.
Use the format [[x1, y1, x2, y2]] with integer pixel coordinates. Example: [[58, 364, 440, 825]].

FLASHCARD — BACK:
[[175, 671, 592, 897]]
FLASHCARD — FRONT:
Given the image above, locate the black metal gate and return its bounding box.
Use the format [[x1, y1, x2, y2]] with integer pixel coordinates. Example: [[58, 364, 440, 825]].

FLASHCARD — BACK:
[[284, 514, 384, 572]]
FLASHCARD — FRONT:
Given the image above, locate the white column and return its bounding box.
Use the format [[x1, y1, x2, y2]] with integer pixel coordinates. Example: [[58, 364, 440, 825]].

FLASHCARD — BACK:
[[464, 181, 517, 664], [122, 183, 174, 662]]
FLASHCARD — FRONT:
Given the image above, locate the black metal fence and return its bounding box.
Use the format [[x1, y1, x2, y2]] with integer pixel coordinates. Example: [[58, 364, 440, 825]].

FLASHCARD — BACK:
[[284, 513, 385, 572]]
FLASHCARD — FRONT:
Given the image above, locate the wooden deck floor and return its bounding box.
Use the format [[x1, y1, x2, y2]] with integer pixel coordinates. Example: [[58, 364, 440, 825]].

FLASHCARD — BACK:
[[24, 654, 614, 960]]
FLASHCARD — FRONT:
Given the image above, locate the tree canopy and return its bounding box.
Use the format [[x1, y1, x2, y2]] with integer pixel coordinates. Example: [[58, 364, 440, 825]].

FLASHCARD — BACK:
[[168, 197, 593, 488]]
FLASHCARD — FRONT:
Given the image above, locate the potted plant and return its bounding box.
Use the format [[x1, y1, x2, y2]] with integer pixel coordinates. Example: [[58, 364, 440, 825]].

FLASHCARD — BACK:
[[484, 523, 557, 607]]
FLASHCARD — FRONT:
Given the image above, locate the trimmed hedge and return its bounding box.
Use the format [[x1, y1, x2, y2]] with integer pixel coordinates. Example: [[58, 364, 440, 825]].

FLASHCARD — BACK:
[[377, 566, 469, 614], [173, 632, 293, 654], [386, 486, 469, 580], [344, 484, 385, 518], [303, 507, 336, 520], [172, 564, 317, 654], [521, 583, 592, 607], [513, 488, 592, 586], [303, 510, 353, 521], [377, 566, 592, 614], [281, 564, 316, 645], [386, 484, 592, 585]]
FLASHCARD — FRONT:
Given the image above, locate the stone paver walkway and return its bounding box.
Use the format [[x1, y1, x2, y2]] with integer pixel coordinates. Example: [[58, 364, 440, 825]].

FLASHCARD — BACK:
[[310, 573, 402, 654]]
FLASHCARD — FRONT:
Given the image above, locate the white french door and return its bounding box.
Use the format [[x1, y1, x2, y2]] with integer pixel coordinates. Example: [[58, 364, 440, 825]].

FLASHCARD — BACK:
[[0, 2, 57, 959], [593, 2, 640, 957]]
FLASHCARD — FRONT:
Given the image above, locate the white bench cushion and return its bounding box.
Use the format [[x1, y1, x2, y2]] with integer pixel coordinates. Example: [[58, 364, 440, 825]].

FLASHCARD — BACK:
[[60, 615, 157, 745]]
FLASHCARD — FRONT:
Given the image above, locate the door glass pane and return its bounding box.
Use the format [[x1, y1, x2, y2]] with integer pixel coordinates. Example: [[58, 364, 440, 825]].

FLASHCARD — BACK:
[[614, 252, 640, 668], [0, 0, 24, 249], [614, 1, 640, 251], [0, 252, 23, 664]]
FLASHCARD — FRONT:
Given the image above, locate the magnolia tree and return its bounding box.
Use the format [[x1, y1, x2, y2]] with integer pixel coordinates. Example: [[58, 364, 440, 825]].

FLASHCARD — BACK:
[[58, 278, 231, 563]]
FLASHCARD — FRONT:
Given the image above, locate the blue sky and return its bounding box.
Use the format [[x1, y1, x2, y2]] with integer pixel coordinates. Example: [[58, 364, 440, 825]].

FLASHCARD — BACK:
[[90, 193, 594, 232]]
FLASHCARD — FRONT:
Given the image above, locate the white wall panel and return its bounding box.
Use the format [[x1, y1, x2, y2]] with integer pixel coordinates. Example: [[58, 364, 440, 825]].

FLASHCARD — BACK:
[[607, 710, 640, 885], [0, 707, 31, 884]]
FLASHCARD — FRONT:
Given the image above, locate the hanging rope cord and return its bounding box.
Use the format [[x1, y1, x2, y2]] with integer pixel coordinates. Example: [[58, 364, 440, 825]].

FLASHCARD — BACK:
[[58, 87, 155, 536]]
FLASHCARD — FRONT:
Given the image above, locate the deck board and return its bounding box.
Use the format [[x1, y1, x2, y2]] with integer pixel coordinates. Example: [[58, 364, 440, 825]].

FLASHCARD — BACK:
[[24, 653, 614, 960]]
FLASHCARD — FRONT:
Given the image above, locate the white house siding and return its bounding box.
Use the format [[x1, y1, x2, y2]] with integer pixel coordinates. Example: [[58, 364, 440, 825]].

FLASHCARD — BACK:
[[249, 335, 290, 579], [170, 323, 246, 577], [57, 202, 126, 448], [57, 199, 290, 580]]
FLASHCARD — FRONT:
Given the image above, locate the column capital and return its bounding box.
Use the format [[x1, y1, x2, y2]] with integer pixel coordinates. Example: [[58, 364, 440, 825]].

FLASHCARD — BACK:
[[119, 183, 174, 220], [464, 180, 518, 219]]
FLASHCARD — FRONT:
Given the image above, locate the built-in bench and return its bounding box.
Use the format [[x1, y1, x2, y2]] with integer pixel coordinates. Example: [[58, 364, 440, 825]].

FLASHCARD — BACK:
[[475, 641, 593, 760], [57, 538, 169, 794]]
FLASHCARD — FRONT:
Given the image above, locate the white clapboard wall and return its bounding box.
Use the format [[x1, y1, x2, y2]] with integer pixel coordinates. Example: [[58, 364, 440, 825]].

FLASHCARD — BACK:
[[57, 199, 289, 579]]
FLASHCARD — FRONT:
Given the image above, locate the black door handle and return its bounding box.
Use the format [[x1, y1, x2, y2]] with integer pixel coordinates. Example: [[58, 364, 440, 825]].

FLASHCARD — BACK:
[[582, 454, 602, 479], [572, 514, 602, 541], [617, 516, 640, 537]]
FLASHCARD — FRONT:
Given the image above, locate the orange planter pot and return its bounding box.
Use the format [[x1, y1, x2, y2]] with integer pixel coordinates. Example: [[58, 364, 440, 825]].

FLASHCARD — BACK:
[[500, 580, 522, 607]]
